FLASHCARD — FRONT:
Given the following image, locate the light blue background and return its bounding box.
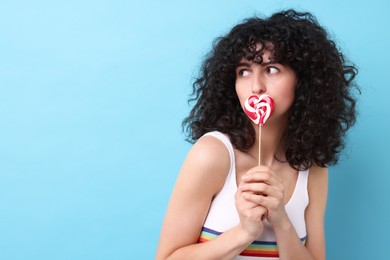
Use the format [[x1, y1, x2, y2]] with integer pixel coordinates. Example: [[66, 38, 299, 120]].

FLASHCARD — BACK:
[[1, 0, 389, 259]]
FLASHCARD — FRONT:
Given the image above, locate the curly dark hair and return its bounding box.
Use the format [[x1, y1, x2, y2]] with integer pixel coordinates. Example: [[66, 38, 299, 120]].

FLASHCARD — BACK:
[[182, 9, 359, 170]]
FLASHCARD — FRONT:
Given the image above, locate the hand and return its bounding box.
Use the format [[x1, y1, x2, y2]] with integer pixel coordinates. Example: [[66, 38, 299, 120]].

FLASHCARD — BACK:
[[235, 182, 267, 240], [239, 165, 288, 226]]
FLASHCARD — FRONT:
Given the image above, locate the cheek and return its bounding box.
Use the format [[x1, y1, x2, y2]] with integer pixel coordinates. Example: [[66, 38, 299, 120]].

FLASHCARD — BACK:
[[285, 93, 296, 110], [275, 81, 296, 112], [282, 78, 297, 98], [283, 87, 296, 100], [282, 87, 296, 107], [235, 83, 249, 101]]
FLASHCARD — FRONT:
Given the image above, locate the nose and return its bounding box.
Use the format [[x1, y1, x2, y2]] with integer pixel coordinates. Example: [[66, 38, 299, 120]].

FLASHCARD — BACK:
[[252, 74, 266, 94]]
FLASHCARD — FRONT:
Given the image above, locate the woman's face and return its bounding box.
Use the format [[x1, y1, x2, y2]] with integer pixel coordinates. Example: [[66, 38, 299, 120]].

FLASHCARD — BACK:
[[235, 50, 297, 125]]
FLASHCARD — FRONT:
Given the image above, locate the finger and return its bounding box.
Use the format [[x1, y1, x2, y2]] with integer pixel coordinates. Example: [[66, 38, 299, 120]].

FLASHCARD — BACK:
[[240, 182, 279, 198], [243, 191, 284, 213], [235, 190, 259, 210], [241, 172, 283, 190], [246, 165, 272, 174], [242, 192, 267, 205], [246, 204, 268, 221], [242, 170, 281, 183], [245, 165, 278, 178], [257, 205, 268, 220]]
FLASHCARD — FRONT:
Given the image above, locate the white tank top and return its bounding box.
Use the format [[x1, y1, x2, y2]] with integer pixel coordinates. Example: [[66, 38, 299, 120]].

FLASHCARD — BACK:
[[197, 131, 309, 259]]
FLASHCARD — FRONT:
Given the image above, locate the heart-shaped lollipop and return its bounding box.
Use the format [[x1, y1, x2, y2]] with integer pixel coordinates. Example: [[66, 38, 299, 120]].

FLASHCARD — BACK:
[[244, 94, 275, 126]]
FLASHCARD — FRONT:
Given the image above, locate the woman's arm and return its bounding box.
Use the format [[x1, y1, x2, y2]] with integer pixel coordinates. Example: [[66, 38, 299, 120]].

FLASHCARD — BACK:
[[272, 165, 327, 260], [302, 165, 328, 259], [156, 136, 265, 260]]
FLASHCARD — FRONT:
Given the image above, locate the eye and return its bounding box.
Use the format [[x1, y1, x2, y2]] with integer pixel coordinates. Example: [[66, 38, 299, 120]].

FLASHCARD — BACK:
[[238, 69, 250, 77], [266, 66, 279, 74]]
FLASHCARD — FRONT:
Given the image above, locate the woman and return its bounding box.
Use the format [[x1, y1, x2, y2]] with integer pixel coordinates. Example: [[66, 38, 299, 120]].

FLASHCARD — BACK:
[[156, 9, 358, 259]]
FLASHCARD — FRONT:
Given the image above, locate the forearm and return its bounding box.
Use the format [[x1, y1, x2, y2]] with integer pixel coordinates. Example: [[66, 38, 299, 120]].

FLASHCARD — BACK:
[[273, 219, 316, 260], [164, 225, 254, 260]]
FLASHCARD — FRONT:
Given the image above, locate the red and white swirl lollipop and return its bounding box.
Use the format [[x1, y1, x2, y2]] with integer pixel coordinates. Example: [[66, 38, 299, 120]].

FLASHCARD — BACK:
[[244, 94, 275, 126], [243, 94, 275, 165]]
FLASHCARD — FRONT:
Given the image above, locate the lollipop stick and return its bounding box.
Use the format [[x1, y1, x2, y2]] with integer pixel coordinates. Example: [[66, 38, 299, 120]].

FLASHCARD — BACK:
[[258, 125, 262, 166]]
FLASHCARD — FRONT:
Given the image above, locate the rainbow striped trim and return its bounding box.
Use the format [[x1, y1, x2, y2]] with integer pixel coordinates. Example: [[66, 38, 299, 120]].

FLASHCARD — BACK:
[[198, 227, 307, 258]]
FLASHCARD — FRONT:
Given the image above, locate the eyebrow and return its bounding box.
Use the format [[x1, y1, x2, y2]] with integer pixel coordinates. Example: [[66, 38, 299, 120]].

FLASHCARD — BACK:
[[236, 60, 277, 68], [236, 61, 251, 68]]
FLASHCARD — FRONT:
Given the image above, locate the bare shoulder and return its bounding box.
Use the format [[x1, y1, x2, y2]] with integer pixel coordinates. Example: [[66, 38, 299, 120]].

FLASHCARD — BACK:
[[190, 135, 231, 167], [179, 134, 231, 195]]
